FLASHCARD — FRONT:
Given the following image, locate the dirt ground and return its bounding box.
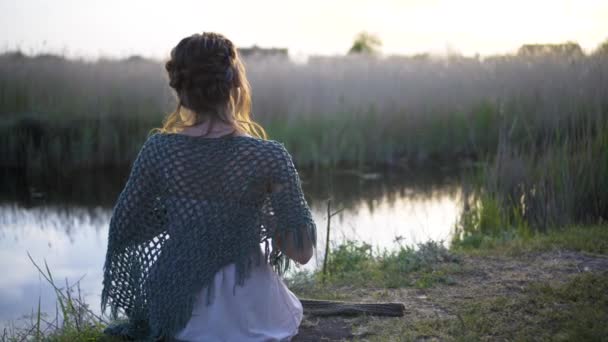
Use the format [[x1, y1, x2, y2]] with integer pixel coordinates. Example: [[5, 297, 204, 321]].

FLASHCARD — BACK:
[[292, 250, 608, 341]]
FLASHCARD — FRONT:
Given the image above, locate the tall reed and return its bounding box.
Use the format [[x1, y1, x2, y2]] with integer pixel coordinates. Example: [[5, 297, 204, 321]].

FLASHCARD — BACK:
[[1, 51, 606, 171], [453, 66, 608, 244]]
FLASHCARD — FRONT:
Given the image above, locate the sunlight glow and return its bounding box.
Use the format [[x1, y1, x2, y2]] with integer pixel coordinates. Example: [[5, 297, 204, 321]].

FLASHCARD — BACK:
[[0, 0, 606, 58]]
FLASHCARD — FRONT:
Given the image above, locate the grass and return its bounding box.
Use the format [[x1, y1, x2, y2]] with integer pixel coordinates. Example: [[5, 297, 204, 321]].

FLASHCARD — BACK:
[[363, 272, 608, 341], [352, 224, 608, 341], [458, 273, 608, 341], [292, 225, 608, 341], [452, 224, 608, 256], [1, 254, 117, 342], [287, 240, 462, 300], [291, 224, 608, 300]]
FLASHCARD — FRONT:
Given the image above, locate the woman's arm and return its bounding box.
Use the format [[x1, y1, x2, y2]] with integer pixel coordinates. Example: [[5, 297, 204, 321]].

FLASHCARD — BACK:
[[266, 141, 317, 266], [269, 183, 314, 264]]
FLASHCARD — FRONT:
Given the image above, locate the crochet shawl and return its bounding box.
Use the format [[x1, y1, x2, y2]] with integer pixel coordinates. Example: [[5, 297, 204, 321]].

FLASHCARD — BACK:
[[101, 132, 317, 341]]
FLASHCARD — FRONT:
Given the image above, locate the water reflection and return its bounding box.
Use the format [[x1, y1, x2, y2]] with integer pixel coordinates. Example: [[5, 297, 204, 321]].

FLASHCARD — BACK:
[[0, 205, 110, 326], [322, 188, 461, 246], [0, 167, 464, 325]]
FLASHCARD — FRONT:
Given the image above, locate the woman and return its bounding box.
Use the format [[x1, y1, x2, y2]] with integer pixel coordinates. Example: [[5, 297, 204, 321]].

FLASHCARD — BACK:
[[101, 32, 317, 342]]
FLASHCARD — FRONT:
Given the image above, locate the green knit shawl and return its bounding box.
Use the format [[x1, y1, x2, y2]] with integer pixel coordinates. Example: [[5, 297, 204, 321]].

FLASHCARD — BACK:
[[101, 132, 317, 341]]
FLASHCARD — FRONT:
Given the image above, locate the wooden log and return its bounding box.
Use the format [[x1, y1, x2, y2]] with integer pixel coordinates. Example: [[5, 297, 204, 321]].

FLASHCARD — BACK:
[[300, 299, 406, 317]]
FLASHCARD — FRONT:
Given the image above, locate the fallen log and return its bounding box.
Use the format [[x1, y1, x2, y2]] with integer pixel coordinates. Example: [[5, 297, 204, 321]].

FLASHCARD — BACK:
[[300, 299, 406, 317]]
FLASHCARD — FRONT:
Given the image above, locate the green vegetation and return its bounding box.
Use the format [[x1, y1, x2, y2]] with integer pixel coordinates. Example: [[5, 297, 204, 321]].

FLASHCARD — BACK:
[[458, 273, 608, 341], [296, 226, 608, 341], [291, 225, 607, 298], [287, 240, 461, 298], [364, 272, 608, 341], [2, 50, 606, 174], [453, 100, 608, 243], [1, 254, 116, 342], [452, 224, 608, 255], [449, 44, 608, 238], [348, 32, 382, 55]]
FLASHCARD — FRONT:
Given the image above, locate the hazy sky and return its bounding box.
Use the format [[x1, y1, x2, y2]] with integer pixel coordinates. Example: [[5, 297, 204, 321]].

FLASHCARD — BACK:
[[1, 0, 607, 59]]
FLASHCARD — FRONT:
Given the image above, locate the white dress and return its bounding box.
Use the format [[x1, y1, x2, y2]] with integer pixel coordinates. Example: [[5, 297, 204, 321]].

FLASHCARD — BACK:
[[174, 249, 303, 342]]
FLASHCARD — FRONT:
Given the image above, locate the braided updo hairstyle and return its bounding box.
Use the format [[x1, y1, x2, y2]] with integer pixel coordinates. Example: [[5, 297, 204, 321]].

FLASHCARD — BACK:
[[158, 32, 266, 138]]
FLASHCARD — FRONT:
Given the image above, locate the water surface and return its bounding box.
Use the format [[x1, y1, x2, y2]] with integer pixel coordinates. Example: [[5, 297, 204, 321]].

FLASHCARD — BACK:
[[0, 167, 464, 325]]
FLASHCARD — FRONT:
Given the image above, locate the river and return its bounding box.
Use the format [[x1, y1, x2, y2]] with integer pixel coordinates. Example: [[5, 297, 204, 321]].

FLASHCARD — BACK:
[[0, 166, 464, 326]]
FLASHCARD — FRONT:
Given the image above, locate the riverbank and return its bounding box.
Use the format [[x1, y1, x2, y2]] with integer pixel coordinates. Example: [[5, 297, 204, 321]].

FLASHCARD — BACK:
[[291, 225, 608, 341], [295, 253, 608, 341]]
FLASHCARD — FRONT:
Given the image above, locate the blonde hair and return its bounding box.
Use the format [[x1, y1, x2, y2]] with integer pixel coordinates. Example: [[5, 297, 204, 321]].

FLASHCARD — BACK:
[[153, 32, 267, 139]]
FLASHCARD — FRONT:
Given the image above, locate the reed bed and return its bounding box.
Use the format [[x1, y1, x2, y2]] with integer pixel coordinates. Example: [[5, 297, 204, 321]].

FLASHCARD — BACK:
[[1, 51, 606, 171], [453, 81, 608, 242]]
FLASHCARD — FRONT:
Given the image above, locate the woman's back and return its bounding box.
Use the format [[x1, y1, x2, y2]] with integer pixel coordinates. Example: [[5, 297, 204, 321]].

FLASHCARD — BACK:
[[102, 132, 316, 340], [160, 133, 283, 211]]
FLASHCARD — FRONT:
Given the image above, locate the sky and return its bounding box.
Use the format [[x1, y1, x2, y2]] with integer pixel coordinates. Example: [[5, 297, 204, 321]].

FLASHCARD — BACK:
[[1, 0, 607, 59]]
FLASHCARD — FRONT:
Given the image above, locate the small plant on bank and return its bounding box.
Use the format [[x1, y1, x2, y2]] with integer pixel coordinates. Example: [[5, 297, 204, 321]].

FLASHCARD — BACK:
[[286, 240, 460, 295], [0, 254, 115, 342]]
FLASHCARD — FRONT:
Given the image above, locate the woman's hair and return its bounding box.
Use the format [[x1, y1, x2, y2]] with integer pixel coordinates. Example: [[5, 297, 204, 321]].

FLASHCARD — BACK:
[[155, 32, 267, 139]]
